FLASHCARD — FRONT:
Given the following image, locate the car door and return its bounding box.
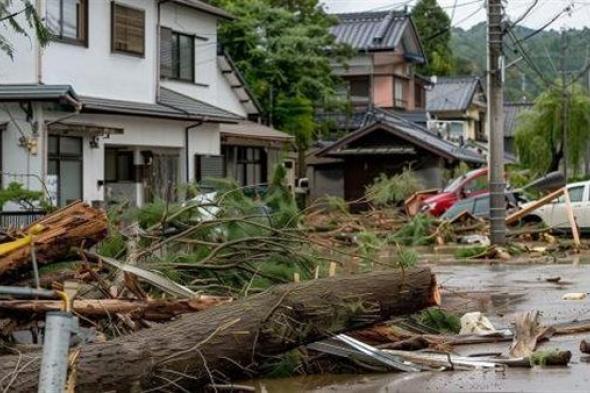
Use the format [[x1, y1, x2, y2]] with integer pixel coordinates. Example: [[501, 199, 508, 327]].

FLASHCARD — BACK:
[[549, 185, 586, 229], [571, 184, 590, 229]]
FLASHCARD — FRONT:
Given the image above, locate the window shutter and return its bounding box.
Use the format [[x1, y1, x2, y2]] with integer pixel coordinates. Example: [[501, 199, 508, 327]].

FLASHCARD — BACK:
[[195, 155, 224, 182], [112, 4, 145, 55], [160, 27, 173, 78]]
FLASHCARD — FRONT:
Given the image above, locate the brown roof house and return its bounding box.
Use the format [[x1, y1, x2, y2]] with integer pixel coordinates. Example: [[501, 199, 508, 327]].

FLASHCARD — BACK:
[[308, 109, 485, 203]]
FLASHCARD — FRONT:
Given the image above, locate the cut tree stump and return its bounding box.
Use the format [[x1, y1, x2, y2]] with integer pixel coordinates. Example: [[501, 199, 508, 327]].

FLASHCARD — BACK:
[[0, 268, 438, 392], [0, 202, 107, 279]]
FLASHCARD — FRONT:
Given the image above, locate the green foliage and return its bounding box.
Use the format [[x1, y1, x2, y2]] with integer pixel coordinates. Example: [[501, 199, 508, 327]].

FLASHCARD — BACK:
[[211, 0, 351, 146], [356, 231, 384, 272], [390, 213, 436, 246], [0, 182, 46, 210], [454, 245, 489, 259], [321, 195, 349, 214], [0, 0, 50, 59], [514, 83, 590, 176], [396, 246, 418, 269], [365, 169, 423, 207], [411, 0, 454, 75], [417, 307, 461, 334], [264, 164, 300, 228], [529, 349, 565, 366]]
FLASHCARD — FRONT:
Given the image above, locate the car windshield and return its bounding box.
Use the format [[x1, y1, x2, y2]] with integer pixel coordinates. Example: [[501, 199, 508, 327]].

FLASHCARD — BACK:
[[443, 175, 467, 193]]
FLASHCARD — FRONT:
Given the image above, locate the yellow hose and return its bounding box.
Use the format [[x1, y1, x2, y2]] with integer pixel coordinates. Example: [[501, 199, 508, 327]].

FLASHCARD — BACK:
[[0, 224, 45, 257], [55, 291, 72, 313]]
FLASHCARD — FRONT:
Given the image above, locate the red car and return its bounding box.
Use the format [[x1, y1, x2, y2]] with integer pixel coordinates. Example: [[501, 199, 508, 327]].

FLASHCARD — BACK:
[[421, 167, 489, 216]]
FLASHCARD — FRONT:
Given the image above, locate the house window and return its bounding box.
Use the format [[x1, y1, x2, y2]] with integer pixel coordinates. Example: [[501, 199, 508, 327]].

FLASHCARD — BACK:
[[111, 2, 145, 56], [394, 78, 407, 108], [222, 146, 267, 186], [48, 135, 83, 206], [160, 28, 195, 82], [105, 149, 134, 182], [46, 0, 88, 44]]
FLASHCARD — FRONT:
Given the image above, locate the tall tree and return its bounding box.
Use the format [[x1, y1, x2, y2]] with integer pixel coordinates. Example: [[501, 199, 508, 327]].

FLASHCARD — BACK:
[[212, 0, 351, 176], [0, 0, 49, 59], [514, 83, 590, 176], [411, 0, 454, 75]]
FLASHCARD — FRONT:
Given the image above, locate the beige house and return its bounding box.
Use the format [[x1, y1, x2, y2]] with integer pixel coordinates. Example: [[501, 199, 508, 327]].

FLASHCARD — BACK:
[[426, 76, 487, 143]]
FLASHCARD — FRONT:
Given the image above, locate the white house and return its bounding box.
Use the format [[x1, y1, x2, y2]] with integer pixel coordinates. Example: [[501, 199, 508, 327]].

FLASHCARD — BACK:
[[0, 0, 290, 209]]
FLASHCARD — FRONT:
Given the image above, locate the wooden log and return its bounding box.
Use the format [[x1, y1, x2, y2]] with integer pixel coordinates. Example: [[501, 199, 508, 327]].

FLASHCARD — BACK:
[[0, 202, 107, 279], [562, 189, 581, 249], [0, 268, 438, 392], [0, 296, 232, 321]]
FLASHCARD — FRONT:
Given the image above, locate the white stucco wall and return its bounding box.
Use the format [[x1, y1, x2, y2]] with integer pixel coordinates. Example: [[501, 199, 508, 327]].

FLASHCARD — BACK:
[[160, 2, 220, 106], [43, 0, 157, 102], [0, 7, 38, 83], [215, 65, 248, 117]]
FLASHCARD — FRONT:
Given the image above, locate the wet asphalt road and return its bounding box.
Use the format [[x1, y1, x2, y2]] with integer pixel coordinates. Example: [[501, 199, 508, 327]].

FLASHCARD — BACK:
[[249, 261, 590, 393]]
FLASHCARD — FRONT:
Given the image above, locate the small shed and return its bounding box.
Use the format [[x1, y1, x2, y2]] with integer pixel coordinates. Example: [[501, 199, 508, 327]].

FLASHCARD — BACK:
[[311, 109, 485, 202]]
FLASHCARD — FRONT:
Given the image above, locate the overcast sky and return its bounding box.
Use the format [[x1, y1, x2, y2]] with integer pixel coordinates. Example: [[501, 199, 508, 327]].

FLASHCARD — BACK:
[[321, 0, 590, 30]]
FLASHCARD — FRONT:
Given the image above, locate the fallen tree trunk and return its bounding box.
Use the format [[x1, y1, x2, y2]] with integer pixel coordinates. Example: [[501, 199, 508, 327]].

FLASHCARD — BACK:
[[0, 296, 231, 321], [0, 202, 107, 279], [0, 268, 438, 392]]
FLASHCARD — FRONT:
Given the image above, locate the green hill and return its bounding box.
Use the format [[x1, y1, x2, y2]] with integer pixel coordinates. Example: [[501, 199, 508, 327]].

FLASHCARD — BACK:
[[450, 22, 590, 101]]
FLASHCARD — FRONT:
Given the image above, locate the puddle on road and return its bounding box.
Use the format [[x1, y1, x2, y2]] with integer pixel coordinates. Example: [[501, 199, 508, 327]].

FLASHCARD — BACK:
[[242, 263, 590, 392]]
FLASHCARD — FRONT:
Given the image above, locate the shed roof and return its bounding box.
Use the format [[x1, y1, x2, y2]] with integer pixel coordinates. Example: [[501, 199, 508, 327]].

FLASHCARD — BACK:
[[220, 121, 293, 142], [504, 101, 533, 137], [316, 108, 485, 164], [426, 76, 484, 113], [330, 10, 425, 62], [170, 0, 233, 20]]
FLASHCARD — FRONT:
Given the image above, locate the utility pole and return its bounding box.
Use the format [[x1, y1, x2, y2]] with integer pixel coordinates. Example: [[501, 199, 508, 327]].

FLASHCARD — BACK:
[[487, 0, 506, 245], [560, 29, 569, 181]]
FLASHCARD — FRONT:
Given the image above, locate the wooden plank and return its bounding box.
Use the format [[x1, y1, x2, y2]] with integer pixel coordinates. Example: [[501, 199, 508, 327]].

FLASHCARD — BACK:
[[563, 188, 581, 249], [505, 188, 564, 225]]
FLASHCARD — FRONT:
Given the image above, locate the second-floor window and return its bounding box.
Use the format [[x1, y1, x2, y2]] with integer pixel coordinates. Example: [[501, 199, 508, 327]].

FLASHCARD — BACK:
[[46, 0, 88, 44], [160, 28, 195, 82], [111, 2, 145, 56]]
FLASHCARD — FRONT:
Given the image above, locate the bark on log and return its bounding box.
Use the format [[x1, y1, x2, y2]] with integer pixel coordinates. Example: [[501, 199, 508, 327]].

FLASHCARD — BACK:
[[0, 268, 438, 392], [0, 296, 232, 321], [0, 202, 107, 279]]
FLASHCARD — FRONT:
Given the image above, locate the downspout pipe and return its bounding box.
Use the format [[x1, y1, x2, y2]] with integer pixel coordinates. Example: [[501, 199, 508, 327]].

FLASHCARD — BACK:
[[185, 121, 204, 183]]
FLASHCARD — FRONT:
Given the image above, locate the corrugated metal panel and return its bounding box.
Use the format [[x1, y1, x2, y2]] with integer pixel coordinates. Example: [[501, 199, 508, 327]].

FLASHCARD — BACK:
[[426, 77, 481, 113], [330, 11, 408, 51]]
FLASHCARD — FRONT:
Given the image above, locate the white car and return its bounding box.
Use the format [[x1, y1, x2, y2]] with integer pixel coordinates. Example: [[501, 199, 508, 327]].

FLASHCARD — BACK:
[[523, 181, 590, 230]]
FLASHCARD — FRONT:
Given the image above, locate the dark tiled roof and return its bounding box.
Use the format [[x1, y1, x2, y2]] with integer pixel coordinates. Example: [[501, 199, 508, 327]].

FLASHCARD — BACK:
[[426, 76, 484, 113], [316, 108, 485, 164], [0, 84, 79, 104], [81, 88, 240, 122], [504, 101, 533, 137], [158, 87, 241, 122], [330, 10, 424, 61], [170, 0, 233, 20]]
